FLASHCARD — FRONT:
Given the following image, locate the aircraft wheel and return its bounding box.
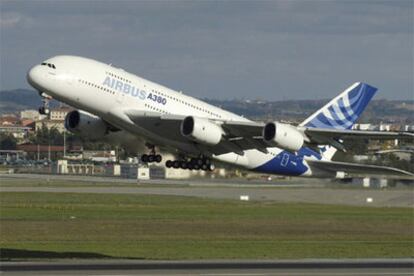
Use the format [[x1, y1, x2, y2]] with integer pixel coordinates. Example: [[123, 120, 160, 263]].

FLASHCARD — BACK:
[[141, 154, 149, 163], [165, 160, 172, 168], [155, 154, 162, 163], [201, 164, 208, 171], [187, 163, 193, 170], [173, 160, 180, 169], [180, 162, 188, 170], [148, 155, 155, 163]]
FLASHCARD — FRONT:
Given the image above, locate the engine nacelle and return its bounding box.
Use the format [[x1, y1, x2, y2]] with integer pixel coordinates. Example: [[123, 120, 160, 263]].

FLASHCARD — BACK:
[[263, 122, 304, 152], [65, 110, 108, 139], [181, 116, 223, 145]]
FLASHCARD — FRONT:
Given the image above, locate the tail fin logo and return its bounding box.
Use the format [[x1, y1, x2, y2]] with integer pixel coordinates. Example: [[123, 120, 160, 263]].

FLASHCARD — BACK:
[[303, 82, 377, 130]]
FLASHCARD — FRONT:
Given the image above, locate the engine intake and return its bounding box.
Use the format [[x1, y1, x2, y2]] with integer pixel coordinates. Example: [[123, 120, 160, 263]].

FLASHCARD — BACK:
[[181, 116, 223, 145], [263, 122, 304, 152], [65, 110, 108, 139]]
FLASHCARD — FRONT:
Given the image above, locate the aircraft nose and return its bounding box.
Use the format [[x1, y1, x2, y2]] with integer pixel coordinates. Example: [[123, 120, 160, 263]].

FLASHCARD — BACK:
[[26, 65, 42, 87]]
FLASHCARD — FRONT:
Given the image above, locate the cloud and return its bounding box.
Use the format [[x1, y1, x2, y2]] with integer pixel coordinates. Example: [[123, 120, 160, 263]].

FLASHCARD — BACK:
[[0, 0, 412, 100]]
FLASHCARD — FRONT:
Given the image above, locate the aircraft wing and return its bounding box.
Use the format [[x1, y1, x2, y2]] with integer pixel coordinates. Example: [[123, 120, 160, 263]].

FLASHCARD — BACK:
[[123, 110, 186, 142], [307, 159, 414, 179], [219, 120, 269, 153], [124, 110, 268, 155], [124, 109, 413, 155], [302, 127, 414, 151]]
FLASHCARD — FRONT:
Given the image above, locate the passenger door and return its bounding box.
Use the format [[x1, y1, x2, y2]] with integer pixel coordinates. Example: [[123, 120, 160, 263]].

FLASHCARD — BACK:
[[281, 153, 289, 167]]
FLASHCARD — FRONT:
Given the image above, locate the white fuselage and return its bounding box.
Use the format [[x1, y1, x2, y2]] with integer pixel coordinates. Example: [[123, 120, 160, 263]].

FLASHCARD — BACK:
[[27, 55, 318, 176]]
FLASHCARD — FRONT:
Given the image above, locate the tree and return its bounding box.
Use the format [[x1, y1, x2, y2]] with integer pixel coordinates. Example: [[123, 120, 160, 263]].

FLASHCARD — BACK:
[[29, 124, 64, 145], [0, 133, 17, 150]]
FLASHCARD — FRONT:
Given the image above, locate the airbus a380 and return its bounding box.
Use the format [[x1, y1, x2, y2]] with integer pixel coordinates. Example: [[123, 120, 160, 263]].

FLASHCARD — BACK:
[[27, 55, 414, 178]]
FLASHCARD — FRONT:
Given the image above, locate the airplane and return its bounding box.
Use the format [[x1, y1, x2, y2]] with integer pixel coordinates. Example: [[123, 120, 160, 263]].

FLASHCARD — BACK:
[[27, 55, 414, 179]]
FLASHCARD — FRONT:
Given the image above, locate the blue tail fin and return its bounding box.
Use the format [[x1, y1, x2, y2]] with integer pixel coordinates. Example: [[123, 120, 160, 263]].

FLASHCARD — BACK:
[[300, 82, 377, 130]]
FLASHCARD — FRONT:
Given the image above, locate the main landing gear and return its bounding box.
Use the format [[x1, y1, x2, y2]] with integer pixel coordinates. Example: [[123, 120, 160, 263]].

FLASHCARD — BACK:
[[141, 153, 162, 163], [38, 92, 51, 115], [165, 157, 215, 171], [141, 145, 162, 163], [140, 146, 215, 171]]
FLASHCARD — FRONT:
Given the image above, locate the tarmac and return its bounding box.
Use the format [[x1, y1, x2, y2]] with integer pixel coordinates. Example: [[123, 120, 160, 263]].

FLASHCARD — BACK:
[[1, 173, 413, 207], [0, 172, 327, 187], [1, 259, 413, 275]]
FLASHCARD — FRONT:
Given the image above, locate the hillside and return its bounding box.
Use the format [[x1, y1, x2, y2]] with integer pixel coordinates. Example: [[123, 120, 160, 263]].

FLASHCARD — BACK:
[[0, 89, 59, 114], [1, 89, 413, 124]]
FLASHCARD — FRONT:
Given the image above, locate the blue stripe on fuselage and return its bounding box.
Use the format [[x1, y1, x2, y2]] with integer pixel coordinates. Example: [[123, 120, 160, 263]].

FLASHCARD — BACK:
[[253, 146, 321, 176]]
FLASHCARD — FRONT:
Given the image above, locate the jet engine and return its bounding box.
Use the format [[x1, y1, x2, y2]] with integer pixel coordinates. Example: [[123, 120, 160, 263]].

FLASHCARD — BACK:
[[263, 122, 304, 152], [65, 110, 108, 139], [181, 116, 223, 145]]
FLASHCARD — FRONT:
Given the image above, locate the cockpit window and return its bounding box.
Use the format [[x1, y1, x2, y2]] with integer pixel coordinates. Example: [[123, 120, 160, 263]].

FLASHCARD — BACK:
[[41, 62, 56, 69]]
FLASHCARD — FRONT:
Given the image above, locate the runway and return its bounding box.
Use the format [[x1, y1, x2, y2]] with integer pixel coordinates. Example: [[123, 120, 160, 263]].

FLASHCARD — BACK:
[[0, 172, 328, 187], [1, 259, 413, 275], [1, 173, 413, 207]]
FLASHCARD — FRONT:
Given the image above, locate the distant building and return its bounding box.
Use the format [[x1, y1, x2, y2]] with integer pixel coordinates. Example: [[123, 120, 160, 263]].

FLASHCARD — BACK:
[[35, 120, 66, 133], [16, 143, 65, 160], [378, 124, 392, 131], [403, 125, 414, 132], [49, 107, 71, 121], [352, 123, 373, 131], [32, 107, 72, 133], [20, 119, 35, 129], [0, 115, 19, 126], [20, 109, 44, 121], [83, 150, 117, 162], [0, 126, 32, 139]]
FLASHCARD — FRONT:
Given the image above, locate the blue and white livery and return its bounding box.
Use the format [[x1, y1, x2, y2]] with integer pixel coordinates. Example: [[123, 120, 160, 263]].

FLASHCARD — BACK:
[[302, 82, 377, 130], [27, 56, 414, 179]]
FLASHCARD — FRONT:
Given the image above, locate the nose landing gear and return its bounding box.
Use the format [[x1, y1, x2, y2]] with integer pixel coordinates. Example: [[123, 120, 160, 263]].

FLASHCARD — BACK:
[[38, 92, 52, 115]]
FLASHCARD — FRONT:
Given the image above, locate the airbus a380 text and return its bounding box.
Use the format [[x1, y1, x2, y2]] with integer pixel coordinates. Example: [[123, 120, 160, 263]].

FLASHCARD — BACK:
[[27, 56, 414, 178]]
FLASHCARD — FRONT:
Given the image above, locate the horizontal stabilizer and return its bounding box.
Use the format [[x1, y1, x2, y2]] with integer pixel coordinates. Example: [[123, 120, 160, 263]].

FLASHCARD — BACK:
[[302, 128, 414, 151], [307, 159, 414, 179]]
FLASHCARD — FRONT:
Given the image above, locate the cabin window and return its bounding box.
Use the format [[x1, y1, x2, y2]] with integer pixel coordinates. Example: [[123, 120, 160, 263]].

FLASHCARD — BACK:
[[41, 62, 56, 69]]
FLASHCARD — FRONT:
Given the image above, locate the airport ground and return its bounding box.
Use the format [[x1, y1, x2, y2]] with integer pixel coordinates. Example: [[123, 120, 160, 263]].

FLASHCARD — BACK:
[[0, 173, 413, 274], [2, 259, 414, 275]]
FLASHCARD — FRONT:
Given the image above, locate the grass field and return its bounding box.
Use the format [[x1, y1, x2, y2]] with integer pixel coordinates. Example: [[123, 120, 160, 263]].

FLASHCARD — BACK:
[[0, 191, 413, 260]]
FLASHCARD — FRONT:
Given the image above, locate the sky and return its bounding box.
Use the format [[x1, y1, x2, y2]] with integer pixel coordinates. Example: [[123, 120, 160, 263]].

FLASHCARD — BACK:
[[0, 0, 413, 100]]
